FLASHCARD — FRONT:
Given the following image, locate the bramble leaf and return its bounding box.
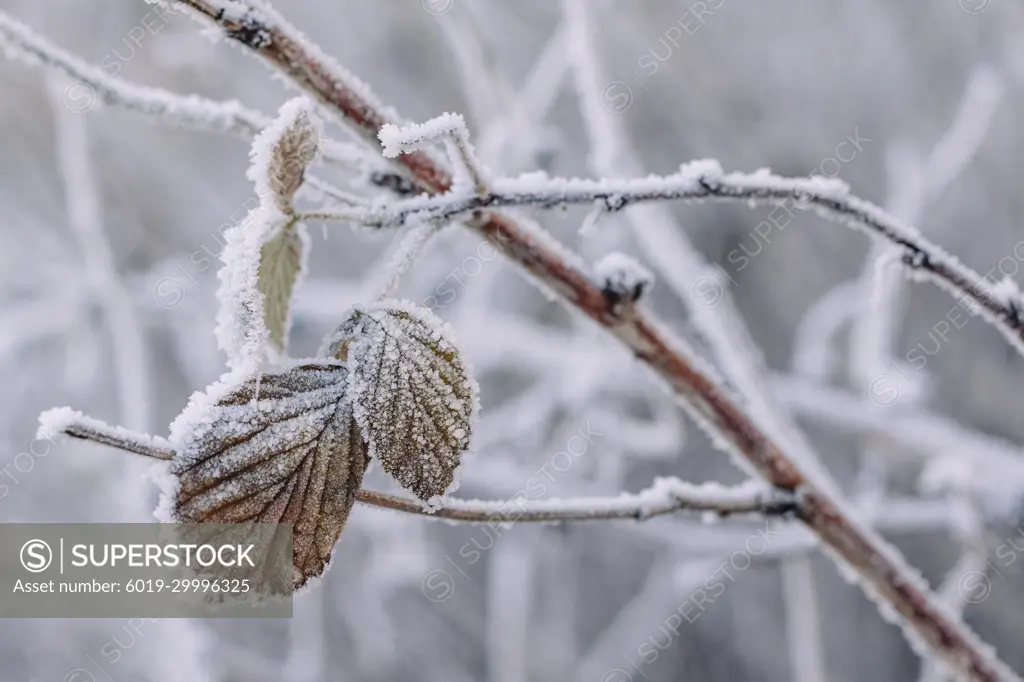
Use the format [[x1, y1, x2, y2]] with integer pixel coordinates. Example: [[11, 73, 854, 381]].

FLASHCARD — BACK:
[[170, 362, 367, 590], [323, 300, 479, 501], [257, 222, 307, 354]]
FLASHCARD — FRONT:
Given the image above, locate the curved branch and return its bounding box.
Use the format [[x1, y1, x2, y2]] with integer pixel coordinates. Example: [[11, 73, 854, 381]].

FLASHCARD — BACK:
[[0, 9, 266, 137], [300, 163, 1024, 358], [0, 9, 373, 178]]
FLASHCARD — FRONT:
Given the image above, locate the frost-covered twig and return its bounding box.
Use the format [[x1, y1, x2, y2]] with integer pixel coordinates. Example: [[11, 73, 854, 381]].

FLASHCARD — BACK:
[[371, 221, 447, 300], [772, 373, 1024, 485], [38, 407, 176, 460], [792, 281, 859, 379], [476, 21, 568, 171], [157, 0, 451, 190], [38, 409, 791, 522], [0, 8, 374, 177], [356, 480, 797, 523], [306, 161, 1024, 357], [431, 8, 511, 130], [124, 3, 1024, 678], [380, 113, 489, 194], [0, 9, 265, 136]]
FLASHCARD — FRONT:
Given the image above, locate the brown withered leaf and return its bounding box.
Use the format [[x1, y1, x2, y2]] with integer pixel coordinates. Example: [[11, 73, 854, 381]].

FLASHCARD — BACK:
[[171, 362, 367, 590], [323, 300, 479, 502], [250, 98, 320, 214]]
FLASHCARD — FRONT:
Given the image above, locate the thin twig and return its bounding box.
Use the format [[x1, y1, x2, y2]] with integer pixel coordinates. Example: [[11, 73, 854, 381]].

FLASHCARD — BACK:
[[850, 65, 1004, 388], [0, 10, 265, 137], [40, 412, 794, 522], [298, 160, 1024, 356], [379, 114, 489, 194], [771, 373, 1024, 486], [355, 480, 798, 523], [39, 408, 176, 460], [476, 21, 568, 171], [0, 9, 372, 171], [372, 220, 446, 300]]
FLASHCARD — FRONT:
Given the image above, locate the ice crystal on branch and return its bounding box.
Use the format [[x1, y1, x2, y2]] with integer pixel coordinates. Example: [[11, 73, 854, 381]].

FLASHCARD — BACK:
[[322, 300, 480, 501], [169, 362, 368, 590]]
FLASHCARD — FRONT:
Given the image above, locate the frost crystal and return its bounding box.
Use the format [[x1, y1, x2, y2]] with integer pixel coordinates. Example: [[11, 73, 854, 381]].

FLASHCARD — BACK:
[[170, 362, 367, 590], [323, 300, 480, 501]]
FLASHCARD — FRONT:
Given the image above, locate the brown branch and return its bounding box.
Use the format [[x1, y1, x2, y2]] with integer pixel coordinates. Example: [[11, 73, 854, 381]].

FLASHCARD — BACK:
[[148, 2, 1020, 680]]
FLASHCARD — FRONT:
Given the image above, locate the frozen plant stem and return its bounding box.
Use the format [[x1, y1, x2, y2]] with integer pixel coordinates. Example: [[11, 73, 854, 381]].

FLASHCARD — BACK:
[[372, 221, 446, 300], [0, 7, 375, 194], [44, 413, 794, 523], [291, 165, 1024, 358], [379, 114, 489, 194], [355, 482, 798, 523], [0, 9, 266, 137]]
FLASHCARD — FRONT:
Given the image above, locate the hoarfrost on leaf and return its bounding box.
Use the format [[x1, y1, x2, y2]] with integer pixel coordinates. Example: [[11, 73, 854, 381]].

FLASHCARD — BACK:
[[215, 98, 319, 367], [247, 96, 320, 215], [322, 300, 479, 501], [170, 362, 368, 591], [214, 211, 275, 370]]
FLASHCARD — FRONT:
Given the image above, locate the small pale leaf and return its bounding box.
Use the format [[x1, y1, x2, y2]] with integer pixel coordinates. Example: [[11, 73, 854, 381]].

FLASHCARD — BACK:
[[257, 222, 308, 353], [249, 98, 320, 214], [171, 362, 366, 590], [324, 300, 479, 501]]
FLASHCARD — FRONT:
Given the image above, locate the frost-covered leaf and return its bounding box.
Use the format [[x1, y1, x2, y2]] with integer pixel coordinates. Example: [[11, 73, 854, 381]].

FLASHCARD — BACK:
[[169, 362, 367, 590], [215, 98, 319, 368], [257, 223, 308, 353], [248, 97, 320, 215], [215, 214, 310, 369], [323, 300, 479, 501]]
